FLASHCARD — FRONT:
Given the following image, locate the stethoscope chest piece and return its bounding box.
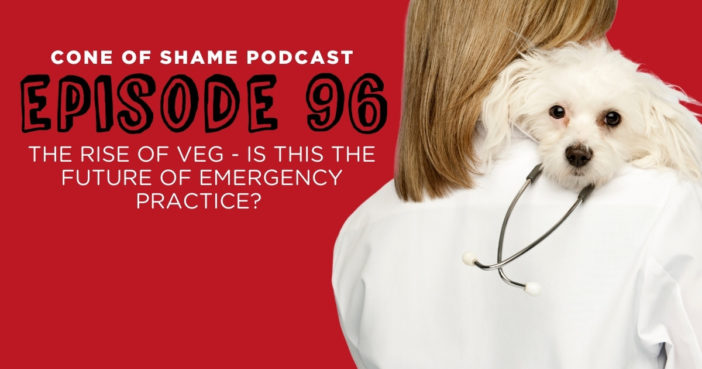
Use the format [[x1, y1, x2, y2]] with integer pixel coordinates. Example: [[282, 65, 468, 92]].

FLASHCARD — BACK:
[[462, 163, 595, 296]]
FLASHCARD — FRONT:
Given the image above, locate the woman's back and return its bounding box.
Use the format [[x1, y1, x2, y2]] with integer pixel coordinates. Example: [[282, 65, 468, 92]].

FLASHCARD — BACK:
[[333, 133, 702, 368]]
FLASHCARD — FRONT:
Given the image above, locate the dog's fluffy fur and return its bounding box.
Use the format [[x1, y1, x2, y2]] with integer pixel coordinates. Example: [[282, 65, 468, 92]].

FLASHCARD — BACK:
[[480, 42, 702, 189]]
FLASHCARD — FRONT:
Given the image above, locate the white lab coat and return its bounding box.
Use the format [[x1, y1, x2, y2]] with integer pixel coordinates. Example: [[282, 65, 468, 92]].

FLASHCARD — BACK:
[[332, 131, 702, 369]]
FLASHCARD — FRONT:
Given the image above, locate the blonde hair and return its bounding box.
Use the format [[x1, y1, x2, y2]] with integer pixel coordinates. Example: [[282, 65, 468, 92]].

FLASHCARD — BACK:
[[395, 0, 618, 201]]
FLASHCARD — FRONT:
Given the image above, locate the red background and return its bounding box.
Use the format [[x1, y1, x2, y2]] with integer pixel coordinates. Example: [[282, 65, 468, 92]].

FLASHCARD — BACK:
[[1, 1, 700, 368]]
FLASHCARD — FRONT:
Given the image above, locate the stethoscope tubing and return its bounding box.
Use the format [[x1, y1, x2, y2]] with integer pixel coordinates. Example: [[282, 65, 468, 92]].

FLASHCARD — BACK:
[[465, 163, 595, 293]]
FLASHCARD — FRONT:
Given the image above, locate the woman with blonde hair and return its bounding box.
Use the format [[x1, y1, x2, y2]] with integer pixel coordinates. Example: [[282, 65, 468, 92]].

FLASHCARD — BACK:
[[333, 0, 702, 368]]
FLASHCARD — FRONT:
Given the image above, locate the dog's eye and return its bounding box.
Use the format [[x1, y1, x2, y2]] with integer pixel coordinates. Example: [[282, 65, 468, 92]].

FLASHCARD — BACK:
[[604, 111, 621, 126], [549, 105, 566, 119]]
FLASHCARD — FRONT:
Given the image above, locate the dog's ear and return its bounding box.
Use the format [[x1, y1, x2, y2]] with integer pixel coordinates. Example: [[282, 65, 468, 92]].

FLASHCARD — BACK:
[[479, 57, 533, 165], [635, 72, 702, 179]]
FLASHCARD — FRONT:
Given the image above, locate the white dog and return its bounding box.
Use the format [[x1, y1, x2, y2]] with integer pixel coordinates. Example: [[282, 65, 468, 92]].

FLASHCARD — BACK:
[[480, 42, 702, 189]]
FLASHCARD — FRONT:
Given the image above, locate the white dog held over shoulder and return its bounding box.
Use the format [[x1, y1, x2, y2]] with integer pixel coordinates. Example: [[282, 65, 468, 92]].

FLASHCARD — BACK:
[[480, 41, 702, 190]]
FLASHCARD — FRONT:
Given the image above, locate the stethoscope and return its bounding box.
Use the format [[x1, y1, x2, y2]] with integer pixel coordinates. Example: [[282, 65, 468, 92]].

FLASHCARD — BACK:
[[462, 163, 595, 296]]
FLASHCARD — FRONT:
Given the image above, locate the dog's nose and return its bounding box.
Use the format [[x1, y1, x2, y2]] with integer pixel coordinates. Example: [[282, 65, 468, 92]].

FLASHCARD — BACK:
[[565, 144, 592, 168]]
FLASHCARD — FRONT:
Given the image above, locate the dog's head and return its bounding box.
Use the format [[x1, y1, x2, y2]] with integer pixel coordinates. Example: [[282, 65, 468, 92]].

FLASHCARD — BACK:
[[480, 42, 702, 189]]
